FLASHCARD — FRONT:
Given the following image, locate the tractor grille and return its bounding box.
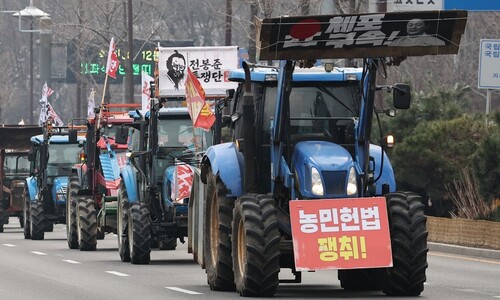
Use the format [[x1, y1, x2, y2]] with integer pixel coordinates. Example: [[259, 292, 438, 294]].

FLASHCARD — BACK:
[[321, 171, 347, 195]]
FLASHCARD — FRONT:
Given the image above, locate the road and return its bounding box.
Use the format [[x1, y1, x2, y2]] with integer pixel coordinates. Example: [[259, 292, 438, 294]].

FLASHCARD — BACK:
[[0, 218, 499, 300]]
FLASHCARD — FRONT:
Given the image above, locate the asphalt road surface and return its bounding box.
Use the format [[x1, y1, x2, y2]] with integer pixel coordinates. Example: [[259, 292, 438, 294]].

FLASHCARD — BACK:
[[0, 218, 499, 299]]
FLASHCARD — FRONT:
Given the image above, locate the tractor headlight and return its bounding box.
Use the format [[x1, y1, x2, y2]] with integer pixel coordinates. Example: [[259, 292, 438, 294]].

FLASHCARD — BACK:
[[311, 167, 324, 196], [347, 167, 358, 196]]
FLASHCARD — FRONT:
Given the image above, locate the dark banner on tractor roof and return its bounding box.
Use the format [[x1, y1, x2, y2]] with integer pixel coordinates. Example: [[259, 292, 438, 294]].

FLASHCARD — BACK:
[[256, 10, 468, 61]]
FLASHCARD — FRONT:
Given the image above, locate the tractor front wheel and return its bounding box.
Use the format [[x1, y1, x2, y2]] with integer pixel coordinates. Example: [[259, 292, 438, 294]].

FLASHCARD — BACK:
[[204, 167, 235, 291], [128, 202, 151, 264], [23, 199, 31, 239], [383, 192, 428, 296], [30, 201, 45, 240], [76, 196, 97, 251], [66, 173, 80, 249], [117, 183, 130, 262], [232, 194, 280, 297]]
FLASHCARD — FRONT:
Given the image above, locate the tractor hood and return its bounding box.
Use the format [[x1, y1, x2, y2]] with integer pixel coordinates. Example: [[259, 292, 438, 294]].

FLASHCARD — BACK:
[[292, 141, 355, 198], [52, 176, 68, 205]]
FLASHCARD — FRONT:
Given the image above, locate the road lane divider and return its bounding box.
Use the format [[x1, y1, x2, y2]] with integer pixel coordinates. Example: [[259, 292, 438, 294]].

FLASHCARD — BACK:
[[2, 244, 16, 247], [31, 251, 47, 255], [62, 259, 81, 264], [105, 271, 130, 277], [165, 287, 202, 295]]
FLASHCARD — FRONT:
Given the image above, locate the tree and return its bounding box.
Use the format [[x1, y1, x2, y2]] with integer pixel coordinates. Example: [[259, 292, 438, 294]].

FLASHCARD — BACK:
[[473, 111, 500, 202], [391, 116, 487, 203]]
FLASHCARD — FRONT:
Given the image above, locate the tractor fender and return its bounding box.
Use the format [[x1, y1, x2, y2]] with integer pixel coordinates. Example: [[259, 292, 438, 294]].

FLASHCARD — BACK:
[[370, 144, 396, 194], [162, 165, 175, 207], [203, 142, 243, 197], [120, 165, 139, 203], [25, 176, 38, 202]]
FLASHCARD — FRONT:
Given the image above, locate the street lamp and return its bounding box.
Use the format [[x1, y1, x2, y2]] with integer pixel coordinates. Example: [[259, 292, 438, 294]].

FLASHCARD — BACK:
[[12, 1, 50, 125]]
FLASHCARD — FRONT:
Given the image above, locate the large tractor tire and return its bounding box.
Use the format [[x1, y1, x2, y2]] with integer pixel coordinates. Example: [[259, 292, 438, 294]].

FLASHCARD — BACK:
[[76, 196, 97, 251], [117, 182, 130, 262], [66, 173, 79, 249], [383, 192, 428, 296], [128, 202, 151, 264], [30, 201, 45, 240], [204, 167, 235, 291], [23, 199, 31, 239], [232, 194, 280, 297]]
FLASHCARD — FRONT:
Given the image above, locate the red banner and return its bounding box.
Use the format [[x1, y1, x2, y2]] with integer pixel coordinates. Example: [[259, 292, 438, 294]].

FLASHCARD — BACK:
[[106, 37, 120, 79], [289, 197, 392, 271], [185, 68, 215, 129]]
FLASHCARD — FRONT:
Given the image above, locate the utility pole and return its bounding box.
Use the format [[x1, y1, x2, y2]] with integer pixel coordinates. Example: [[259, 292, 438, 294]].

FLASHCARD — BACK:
[[126, 0, 134, 103], [225, 0, 232, 46]]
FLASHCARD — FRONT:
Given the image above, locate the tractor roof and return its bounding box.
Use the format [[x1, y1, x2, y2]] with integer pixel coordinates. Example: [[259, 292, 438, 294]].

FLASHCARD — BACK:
[[228, 66, 363, 82], [30, 134, 86, 144], [158, 107, 190, 117]]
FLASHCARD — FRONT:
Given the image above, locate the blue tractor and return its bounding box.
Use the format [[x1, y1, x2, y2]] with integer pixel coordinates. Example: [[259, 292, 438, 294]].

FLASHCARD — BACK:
[[195, 10, 467, 297], [24, 122, 85, 240], [117, 100, 212, 264]]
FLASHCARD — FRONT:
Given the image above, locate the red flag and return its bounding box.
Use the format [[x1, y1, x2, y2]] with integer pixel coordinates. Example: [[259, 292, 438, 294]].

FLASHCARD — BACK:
[[184, 68, 215, 129], [106, 37, 120, 79]]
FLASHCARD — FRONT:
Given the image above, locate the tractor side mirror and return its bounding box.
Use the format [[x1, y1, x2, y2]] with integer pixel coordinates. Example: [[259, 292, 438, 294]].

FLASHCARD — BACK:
[[68, 129, 78, 144], [115, 126, 129, 145], [393, 83, 411, 109], [27, 149, 35, 161]]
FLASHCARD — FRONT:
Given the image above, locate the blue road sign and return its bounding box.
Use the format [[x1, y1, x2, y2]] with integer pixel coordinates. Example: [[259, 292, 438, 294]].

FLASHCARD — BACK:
[[445, 0, 500, 11]]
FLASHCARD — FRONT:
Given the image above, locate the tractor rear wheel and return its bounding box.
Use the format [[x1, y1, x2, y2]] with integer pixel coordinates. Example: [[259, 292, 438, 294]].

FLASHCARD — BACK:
[[117, 182, 130, 262], [204, 167, 235, 291], [23, 198, 31, 239], [76, 196, 97, 251], [383, 192, 428, 296], [128, 202, 151, 264], [66, 173, 79, 249], [30, 201, 45, 240], [232, 194, 280, 297]]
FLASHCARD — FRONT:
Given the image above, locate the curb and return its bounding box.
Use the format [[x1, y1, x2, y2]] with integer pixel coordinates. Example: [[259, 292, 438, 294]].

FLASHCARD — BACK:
[[428, 242, 500, 260]]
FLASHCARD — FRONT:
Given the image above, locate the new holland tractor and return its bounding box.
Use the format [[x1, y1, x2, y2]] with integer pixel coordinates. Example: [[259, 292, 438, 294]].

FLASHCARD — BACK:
[[116, 99, 211, 264], [66, 103, 139, 251], [25, 121, 85, 240], [191, 11, 467, 297]]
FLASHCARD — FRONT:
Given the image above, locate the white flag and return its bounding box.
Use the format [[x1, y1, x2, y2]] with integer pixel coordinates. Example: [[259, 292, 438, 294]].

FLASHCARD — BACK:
[[87, 88, 96, 118], [141, 71, 154, 114]]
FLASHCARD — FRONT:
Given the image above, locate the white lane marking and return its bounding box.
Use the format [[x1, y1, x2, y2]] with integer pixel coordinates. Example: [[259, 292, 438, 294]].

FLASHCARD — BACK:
[[62, 259, 81, 264], [2, 244, 16, 247], [493, 296, 500, 298], [31, 251, 47, 256], [105, 271, 130, 277], [165, 287, 202, 295]]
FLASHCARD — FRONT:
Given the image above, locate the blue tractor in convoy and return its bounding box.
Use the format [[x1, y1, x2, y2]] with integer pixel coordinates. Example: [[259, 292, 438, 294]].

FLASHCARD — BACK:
[[116, 100, 211, 264], [24, 122, 85, 240], [190, 10, 467, 297]]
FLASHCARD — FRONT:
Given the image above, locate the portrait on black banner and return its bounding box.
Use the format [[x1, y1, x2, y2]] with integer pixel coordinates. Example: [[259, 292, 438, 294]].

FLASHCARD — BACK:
[[390, 18, 445, 47]]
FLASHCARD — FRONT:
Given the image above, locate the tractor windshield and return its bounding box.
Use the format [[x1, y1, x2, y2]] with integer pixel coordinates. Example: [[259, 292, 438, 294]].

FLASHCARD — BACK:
[[47, 144, 82, 176], [158, 118, 195, 149], [4, 154, 30, 174], [263, 82, 360, 143]]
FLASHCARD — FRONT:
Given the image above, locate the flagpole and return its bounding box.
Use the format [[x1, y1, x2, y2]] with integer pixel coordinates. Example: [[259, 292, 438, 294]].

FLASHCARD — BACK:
[[97, 71, 109, 130]]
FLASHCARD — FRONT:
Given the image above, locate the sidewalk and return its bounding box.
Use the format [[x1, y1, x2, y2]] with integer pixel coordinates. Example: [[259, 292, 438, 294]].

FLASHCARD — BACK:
[[429, 242, 500, 260]]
